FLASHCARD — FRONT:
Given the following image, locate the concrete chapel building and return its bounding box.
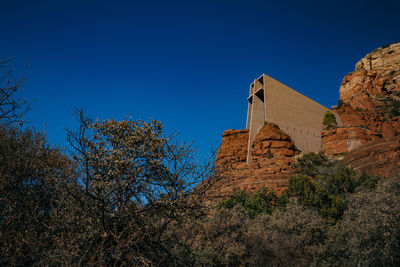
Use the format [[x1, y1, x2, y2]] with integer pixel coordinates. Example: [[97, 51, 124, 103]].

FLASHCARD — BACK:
[[246, 74, 342, 162]]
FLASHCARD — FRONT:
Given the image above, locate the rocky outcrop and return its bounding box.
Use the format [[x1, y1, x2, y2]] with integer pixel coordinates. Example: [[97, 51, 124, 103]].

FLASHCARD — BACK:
[[323, 43, 400, 158], [337, 43, 400, 129], [251, 124, 297, 160], [323, 42, 400, 177], [339, 43, 400, 107], [322, 127, 381, 157], [215, 129, 249, 168], [206, 123, 297, 199], [343, 137, 400, 178]]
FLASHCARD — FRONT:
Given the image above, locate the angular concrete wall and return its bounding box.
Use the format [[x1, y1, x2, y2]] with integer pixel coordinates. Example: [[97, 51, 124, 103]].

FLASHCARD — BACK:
[[246, 74, 342, 162], [246, 78, 266, 162]]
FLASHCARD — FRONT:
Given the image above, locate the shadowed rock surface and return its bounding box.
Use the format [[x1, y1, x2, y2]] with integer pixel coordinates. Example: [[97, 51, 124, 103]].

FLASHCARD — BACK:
[[343, 137, 400, 178], [207, 123, 297, 199]]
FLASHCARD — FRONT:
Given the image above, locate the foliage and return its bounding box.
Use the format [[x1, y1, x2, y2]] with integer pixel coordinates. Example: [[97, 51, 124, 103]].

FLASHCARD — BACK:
[[390, 99, 400, 117], [1, 116, 398, 266], [178, 201, 327, 266], [0, 125, 74, 266], [322, 110, 337, 129], [217, 188, 286, 218], [287, 152, 383, 221], [292, 152, 330, 178], [286, 174, 346, 221], [272, 123, 280, 129], [245, 204, 327, 266], [316, 174, 400, 266], [174, 173, 400, 266], [376, 96, 400, 121], [46, 110, 214, 265], [189, 206, 250, 266], [293, 152, 382, 193], [0, 105, 214, 265], [380, 43, 391, 49]]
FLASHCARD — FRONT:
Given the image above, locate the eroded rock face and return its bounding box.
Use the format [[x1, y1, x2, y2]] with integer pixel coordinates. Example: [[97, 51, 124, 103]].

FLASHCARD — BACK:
[[324, 43, 400, 158], [251, 124, 297, 160], [323, 43, 400, 177], [322, 127, 381, 157], [206, 123, 297, 199], [215, 129, 249, 168], [355, 43, 400, 72], [340, 43, 400, 107], [338, 43, 400, 128], [343, 137, 400, 178]]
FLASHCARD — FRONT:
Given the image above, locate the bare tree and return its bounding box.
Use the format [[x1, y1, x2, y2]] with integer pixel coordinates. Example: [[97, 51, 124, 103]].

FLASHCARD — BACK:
[[0, 57, 30, 125]]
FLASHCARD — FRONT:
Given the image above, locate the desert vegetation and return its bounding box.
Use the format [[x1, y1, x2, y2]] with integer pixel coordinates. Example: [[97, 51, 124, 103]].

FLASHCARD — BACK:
[[322, 111, 337, 129], [0, 108, 215, 266], [174, 153, 399, 266], [1, 59, 400, 266]]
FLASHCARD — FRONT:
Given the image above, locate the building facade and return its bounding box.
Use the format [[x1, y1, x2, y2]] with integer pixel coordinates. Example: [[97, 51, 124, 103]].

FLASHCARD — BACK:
[[246, 74, 342, 162]]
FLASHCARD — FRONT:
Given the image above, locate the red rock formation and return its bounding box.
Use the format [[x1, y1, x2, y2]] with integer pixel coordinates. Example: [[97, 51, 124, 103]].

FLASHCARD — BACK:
[[343, 137, 400, 178], [251, 124, 297, 159], [215, 129, 249, 168], [206, 123, 297, 199], [339, 43, 400, 108], [338, 43, 400, 130], [322, 127, 381, 157], [323, 42, 400, 176]]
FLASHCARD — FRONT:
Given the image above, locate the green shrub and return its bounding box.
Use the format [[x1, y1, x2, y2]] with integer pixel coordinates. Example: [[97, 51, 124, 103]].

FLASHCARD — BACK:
[[217, 188, 284, 218], [286, 174, 346, 221], [286, 153, 383, 221], [323, 111, 337, 129], [292, 152, 329, 178]]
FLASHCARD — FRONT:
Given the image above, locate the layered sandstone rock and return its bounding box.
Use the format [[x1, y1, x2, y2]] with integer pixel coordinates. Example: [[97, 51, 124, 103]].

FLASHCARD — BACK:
[[251, 124, 297, 160], [206, 123, 297, 199], [322, 43, 400, 177], [337, 43, 400, 131], [324, 43, 400, 158], [339, 43, 400, 106], [343, 137, 400, 178], [215, 129, 249, 168], [322, 127, 381, 157]]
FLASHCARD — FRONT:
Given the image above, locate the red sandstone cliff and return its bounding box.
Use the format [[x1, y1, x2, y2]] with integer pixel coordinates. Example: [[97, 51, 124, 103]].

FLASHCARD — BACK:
[[322, 42, 400, 175], [206, 123, 297, 199], [343, 137, 400, 178]]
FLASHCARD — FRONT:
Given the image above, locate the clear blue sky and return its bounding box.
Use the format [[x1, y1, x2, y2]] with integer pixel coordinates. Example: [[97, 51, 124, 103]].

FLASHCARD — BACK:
[[2, 0, 399, 159]]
